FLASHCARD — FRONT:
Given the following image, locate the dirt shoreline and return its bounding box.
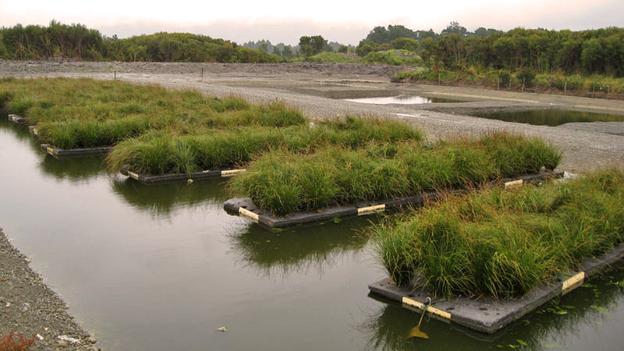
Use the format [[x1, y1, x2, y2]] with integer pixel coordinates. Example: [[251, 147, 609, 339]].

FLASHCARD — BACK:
[[0, 228, 97, 351]]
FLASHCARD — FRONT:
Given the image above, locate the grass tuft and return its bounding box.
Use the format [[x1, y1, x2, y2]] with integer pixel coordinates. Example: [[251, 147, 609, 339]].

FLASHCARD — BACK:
[[374, 169, 624, 298], [231, 133, 561, 215]]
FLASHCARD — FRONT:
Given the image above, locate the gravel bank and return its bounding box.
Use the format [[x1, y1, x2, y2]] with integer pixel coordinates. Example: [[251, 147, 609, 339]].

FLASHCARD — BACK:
[[0, 228, 97, 351]]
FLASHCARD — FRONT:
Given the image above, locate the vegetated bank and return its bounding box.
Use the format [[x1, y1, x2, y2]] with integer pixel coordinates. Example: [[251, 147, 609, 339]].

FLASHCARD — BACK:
[[355, 23, 624, 99], [392, 68, 624, 99], [374, 169, 624, 299], [230, 132, 561, 215]]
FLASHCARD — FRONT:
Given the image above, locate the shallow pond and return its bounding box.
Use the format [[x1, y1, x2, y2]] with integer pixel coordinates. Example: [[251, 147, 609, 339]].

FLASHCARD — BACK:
[[344, 95, 460, 105], [471, 109, 624, 126], [2, 118, 624, 351]]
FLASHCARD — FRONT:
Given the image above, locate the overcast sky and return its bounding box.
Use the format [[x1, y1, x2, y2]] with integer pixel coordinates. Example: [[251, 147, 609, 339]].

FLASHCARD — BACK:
[[1, 0, 623, 44]]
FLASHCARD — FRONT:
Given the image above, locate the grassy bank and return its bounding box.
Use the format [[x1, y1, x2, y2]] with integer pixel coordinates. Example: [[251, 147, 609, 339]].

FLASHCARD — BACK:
[[231, 133, 560, 215], [393, 68, 624, 99], [0, 78, 304, 148], [106, 117, 422, 175], [374, 169, 624, 298]]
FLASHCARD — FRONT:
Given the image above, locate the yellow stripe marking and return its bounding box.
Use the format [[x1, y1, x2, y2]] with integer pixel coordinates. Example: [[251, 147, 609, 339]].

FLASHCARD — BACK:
[[562, 271, 585, 294], [221, 169, 246, 177], [239, 207, 259, 222], [402, 297, 452, 320], [46, 146, 57, 156], [126, 171, 140, 180], [504, 179, 524, 189], [357, 204, 386, 216]]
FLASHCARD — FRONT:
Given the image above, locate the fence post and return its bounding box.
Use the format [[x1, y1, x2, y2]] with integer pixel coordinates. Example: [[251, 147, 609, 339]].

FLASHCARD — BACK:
[[564, 80, 567, 95], [497, 77, 500, 90], [201, 67, 204, 81], [114, 71, 117, 80]]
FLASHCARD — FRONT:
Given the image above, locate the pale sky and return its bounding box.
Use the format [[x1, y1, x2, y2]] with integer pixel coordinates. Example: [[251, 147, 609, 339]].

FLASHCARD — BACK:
[[0, 0, 622, 44]]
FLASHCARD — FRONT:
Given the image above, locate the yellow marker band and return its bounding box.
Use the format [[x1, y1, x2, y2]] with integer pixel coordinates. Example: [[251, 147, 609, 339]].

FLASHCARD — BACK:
[[357, 204, 386, 216], [504, 179, 524, 189], [46, 146, 57, 156], [562, 271, 585, 294], [126, 171, 140, 180], [239, 207, 259, 222], [402, 297, 452, 320], [221, 169, 246, 177]]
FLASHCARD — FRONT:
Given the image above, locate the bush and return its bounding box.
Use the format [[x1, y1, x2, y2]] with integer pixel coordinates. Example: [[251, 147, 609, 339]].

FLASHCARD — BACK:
[[516, 68, 536, 87], [306, 52, 361, 64], [364, 50, 423, 66]]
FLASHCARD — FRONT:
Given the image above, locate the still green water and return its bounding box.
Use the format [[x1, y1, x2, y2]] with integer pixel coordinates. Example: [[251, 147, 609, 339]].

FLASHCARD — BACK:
[[472, 109, 624, 126], [1, 118, 624, 351]]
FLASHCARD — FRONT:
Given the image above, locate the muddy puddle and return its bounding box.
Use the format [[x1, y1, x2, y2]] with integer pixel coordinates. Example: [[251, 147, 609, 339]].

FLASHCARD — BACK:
[[2, 117, 624, 351], [470, 109, 624, 126]]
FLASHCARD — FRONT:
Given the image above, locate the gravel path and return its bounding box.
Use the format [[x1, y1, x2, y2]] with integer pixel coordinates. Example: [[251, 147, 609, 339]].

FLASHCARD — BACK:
[[0, 228, 97, 351]]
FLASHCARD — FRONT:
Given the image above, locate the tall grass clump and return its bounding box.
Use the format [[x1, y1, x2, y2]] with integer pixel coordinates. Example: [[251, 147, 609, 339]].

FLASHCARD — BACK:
[[106, 117, 422, 175], [374, 169, 624, 298], [231, 132, 561, 215]]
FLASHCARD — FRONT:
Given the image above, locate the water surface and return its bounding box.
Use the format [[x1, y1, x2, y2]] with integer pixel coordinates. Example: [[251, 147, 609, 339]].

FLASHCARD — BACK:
[[344, 95, 460, 105], [1, 118, 624, 351], [471, 109, 624, 126]]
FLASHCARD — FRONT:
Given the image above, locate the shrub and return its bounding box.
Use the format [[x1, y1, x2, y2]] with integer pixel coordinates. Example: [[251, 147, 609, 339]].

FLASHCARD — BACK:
[[0, 333, 35, 351], [364, 50, 423, 66]]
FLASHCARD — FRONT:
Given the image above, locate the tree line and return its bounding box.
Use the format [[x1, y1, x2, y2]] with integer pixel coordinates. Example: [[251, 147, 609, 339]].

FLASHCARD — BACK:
[[357, 23, 624, 76], [1, 20, 623, 76], [0, 21, 280, 63]]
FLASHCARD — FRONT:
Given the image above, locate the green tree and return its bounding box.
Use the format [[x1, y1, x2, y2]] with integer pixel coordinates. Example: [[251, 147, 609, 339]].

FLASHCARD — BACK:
[[299, 35, 328, 57]]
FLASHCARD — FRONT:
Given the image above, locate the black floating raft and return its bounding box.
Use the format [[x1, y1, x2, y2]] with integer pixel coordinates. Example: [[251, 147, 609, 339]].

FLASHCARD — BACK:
[[7, 114, 27, 124], [120, 168, 246, 184], [368, 242, 624, 334], [41, 144, 113, 158], [224, 171, 564, 229]]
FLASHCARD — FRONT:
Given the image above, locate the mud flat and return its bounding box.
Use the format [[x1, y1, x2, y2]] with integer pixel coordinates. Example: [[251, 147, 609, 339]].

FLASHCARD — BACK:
[[0, 228, 97, 350]]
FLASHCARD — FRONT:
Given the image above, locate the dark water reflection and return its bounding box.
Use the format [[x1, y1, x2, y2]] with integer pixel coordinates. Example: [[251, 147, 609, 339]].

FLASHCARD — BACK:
[[471, 109, 624, 126], [365, 267, 624, 351], [230, 220, 371, 277], [2, 116, 624, 351]]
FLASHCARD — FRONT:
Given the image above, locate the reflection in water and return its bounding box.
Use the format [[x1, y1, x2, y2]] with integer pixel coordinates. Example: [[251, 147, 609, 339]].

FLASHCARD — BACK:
[[0, 117, 41, 153], [230, 219, 371, 277], [39, 155, 106, 182], [471, 109, 624, 126], [3, 109, 624, 351], [344, 95, 461, 105], [365, 266, 624, 351], [111, 178, 229, 216]]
